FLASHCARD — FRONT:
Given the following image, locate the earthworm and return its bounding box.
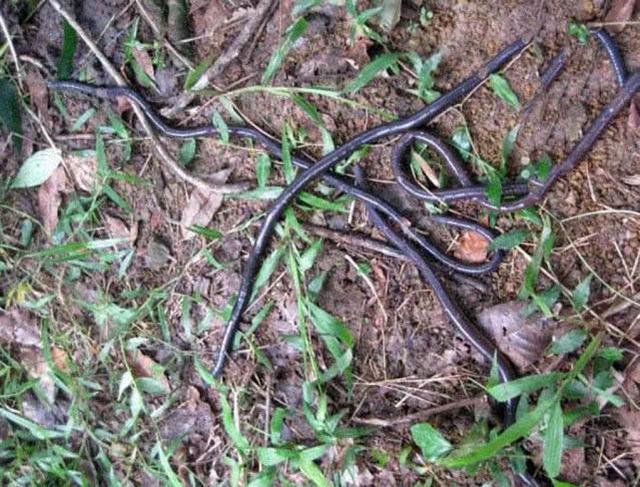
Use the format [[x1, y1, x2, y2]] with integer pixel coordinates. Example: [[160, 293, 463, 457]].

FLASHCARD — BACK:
[[353, 165, 539, 487], [590, 27, 627, 86], [47, 32, 640, 487]]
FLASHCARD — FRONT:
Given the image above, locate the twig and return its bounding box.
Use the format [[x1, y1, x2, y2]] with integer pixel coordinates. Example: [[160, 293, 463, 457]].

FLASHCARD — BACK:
[[47, 0, 247, 195], [351, 396, 481, 426], [0, 7, 24, 88], [192, 0, 274, 91], [302, 223, 488, 293], [162, 0, 275, 118]]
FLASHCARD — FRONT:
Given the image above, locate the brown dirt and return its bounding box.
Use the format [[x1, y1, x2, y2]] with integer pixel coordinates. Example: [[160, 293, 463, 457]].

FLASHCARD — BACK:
[[2, 0, 640, 485]]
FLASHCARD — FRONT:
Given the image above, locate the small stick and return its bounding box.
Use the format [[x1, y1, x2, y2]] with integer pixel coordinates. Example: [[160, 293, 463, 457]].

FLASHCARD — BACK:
[[47, 0, 246, 195], [162, 0, 275, 118], [0, 7, 24, 88], [351, 396, 482, 427]]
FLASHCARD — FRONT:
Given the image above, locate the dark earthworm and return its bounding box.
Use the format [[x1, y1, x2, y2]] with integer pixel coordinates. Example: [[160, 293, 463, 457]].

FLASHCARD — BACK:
[[539, 48, 569, 90], [388, 71, 640, 213], [590, 27, 627, 86], [48, 37, 530, 374], [47, 34, 638, 487], [205, 38, 530, 377], [47, 80, 509, 277], [353, 165, 540, 487]]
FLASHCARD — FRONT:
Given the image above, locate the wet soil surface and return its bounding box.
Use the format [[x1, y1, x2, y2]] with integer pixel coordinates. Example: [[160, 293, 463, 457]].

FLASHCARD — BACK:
[[3, 0, 640, 485]]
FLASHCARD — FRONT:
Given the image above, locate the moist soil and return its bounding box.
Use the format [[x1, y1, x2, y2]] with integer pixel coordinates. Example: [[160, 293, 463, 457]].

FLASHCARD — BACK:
[[2, 0, 640, 485]]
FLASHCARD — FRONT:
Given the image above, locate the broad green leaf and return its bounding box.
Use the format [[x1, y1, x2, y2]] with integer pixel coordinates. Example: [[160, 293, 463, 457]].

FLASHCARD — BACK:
[[299, 239, 323, 272], [488, 373, 562, 402], [179, 138, 196, 166], [0, 408, 64, 440], [485, 169, 502, 206], [184, 59, 212, 91], [11, 148, 63, 188], [270, 407, 287, 445], [262, 18, 309, 85], [450, 126, 472, 161], [568, 20, 590, 44], [251, 246, 284, 300], [219, 392, 251, 453], [256, 153, 271, 188], [548, 329, 587, 355], [156, 441, 183, 487], [410, 423, 452, 461], [130, 387, 143, 418], [118, 371, 133, 400], [490, 74, 520, 110], [543, 400, 564, 478], [308, 302, 353, 348], [298, 458, 331, 487], [257, 447, 296, 466], [489, 229, 530, 251], [598, 347, 624, 362], [417, 51, 442, 101], [320, 348, 353, 382], [345, 53, 401, 93], [571, 274, 592, 312], [71, 107, 96, 132], [297, 192, 349, 212], [439, 396, 556, 468], [0, 78, 23, 151], [57, 20, 78, 79], [212, 111, 229, 144], [188, 225, 222, 240]]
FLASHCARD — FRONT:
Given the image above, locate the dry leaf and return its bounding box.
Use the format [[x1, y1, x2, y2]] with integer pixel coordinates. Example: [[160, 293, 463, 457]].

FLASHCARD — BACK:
[[454, 231, 489, 263], [617, 407, 640, 466], [25, 70, 49, 125], [623, 174, 640, 186], [605, 0, 637, 32], [0, 308, 41, 346], [21, 346, 56, 402], [477, 300, 554, 371], [37, 155, 97, 233], [180, 168, 231, 239], [127, 349, 170, 393], [37, 167, 67, 233], [133, 46, 156, 80], [629, 96, 640, 131], [103, 214, 136, 241], [0, 309, 59, 403]]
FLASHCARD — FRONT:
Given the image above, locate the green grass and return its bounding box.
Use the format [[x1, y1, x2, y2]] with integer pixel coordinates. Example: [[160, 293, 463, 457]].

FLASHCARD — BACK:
[[0, 3, 630, 486]]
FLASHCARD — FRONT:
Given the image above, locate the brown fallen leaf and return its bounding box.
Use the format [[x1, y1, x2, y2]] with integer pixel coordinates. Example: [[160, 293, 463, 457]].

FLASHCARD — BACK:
[[0, 308, 41, 346], [605, 0, 638, 32], [25, 70, 49, 125], [476, 300, 554, 371], [454, 231, 489, 263], [37, 168, 67, 234], [127, 349, 170, 393], [133, 46, 156, 81], [103, 214, 136, 241], [617, 407, 640, 466], [180, 168, 232, 239], [37, 154, 98, 233], [629, 96, 640, 131], [0, 309, 66, 403]]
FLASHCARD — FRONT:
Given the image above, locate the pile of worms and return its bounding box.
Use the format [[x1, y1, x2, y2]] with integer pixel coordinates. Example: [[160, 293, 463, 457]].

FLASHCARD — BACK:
[[48, 27, 638, 486]]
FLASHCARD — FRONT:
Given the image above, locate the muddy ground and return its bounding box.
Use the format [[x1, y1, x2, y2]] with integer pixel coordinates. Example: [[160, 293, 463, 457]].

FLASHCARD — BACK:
[[2, 0, 640, 485]]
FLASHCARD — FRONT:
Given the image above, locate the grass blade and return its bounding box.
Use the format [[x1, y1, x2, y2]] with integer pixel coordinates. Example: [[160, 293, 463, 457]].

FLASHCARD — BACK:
[[543, 400, 564, 478], [345, 53, 400, 93], [262, 18, 309, 85]]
